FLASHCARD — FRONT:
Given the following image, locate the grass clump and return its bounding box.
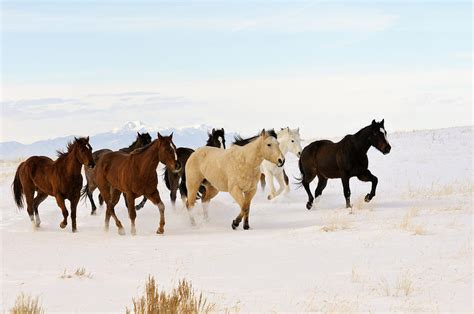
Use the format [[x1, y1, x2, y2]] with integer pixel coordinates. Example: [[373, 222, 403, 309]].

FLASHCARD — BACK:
[[126, 276, 215, 314], [10, 293, 44, 314]]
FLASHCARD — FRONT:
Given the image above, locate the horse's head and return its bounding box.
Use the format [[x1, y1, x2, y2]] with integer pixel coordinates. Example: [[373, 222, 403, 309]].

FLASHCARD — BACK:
[[278, 127, 303, 158], [208, 128, 226, 149], [137, 132, 152, 146], [369, 119, 391, 155], [259, 129, 285, 167], [74, 136, 95, 168], [157, 132, 181, 172]]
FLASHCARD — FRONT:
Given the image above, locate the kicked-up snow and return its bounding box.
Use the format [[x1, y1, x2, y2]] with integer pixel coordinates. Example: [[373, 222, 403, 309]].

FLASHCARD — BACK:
[[0, 126, 472, 312]]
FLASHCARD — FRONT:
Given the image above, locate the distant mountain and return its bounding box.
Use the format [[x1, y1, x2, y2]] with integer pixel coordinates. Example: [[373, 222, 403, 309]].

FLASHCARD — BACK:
[[0, 121, 235, 160]]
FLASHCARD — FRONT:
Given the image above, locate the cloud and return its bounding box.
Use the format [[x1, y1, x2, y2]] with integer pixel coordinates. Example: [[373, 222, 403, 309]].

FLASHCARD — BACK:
[[2, 5, 398, 33]]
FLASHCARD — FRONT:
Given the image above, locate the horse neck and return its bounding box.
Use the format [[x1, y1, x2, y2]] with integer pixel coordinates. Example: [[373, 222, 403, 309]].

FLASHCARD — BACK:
[[135, 140, 161, 169], [128, 139, 141, 151], [277, 138, 290, 155], [352, 126, 372, 153], [242, 138, 264, 167], [59, 148, 82, 175]]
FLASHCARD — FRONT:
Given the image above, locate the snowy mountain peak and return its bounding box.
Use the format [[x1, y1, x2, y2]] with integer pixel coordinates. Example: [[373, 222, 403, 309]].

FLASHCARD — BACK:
[[113, 121, 149, 133]]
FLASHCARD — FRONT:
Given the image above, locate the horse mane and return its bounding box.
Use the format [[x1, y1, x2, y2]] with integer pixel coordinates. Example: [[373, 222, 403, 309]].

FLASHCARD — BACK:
[[130, 140, 154, 155], [56, 137, 86, 158], [233, 129, 277, 146]]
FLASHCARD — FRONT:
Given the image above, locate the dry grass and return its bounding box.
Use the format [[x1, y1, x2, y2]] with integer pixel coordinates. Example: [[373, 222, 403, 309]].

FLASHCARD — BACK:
[[320, 214, 351, 232], [60, 267, 93, 279], [317, 297, 359, 313], [351, 266, 361, 283], [126, 276, 215, 314], [377, 273, 415, 297], [404, 181, 473, 199], [10, 293, 44, 314], [398, 208, 427, 235]]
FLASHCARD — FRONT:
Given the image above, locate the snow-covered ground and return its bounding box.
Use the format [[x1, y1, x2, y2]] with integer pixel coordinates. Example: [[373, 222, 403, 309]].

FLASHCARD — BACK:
[[1, 126, 472, 312]]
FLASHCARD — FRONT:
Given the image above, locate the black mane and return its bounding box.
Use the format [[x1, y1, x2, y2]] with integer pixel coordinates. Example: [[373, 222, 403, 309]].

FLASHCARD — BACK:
[[232, 129, 277, 146]]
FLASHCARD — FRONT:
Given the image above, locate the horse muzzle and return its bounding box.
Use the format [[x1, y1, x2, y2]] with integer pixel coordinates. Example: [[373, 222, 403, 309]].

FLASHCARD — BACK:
[[383, 144, 391, 155], [277, 158, 285, 167]]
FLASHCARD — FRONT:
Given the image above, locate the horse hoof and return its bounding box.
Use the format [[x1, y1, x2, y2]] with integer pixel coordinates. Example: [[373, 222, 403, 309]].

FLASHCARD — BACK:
[[231, 221, 238, 230], [243, 224, 250, 230], [72, 228, 77, 233], [267, 194, 273, 200], [60, 222, 67, 229], [306, 202, 313, 210], [91, 210, 96, 215], [118, 228, 126, 236], [131, 229, 137, 236], [156, 229, 164, 234], [364, 194, 372, 202]]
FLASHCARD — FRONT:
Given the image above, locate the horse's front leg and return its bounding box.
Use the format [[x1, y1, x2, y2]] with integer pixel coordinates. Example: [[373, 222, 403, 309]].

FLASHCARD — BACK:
[[357, 170, 378, 202], [273, 170, 287, 197], [243, 188, 257, 230], [229, 186, 246, 229], [135, 197, 147, 211], [70, 194, 80, 232], [341, 174, 352, 212], [264, 170, 277, 200], [124, 193, 137, 235], [146, 190, 166, 234], [55, 194, 69, 229]]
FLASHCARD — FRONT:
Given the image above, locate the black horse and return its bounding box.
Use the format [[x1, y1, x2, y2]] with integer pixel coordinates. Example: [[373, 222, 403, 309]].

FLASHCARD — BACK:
[[82, 132, 152, 214], [135, 128, 226, 210], [298, 119, 391, 211]]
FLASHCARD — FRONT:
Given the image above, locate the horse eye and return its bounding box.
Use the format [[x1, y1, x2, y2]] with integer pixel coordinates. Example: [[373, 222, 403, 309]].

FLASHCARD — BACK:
[[267, 144, 271, 147], [291, 140, 295, 142]]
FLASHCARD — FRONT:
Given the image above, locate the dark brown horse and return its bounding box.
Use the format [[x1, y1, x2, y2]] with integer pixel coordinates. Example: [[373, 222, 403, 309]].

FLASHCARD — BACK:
[[12, 137, 95, 232], [135, 128, 226, 210], [82, 132, 152, 214], [95, 133, 179, 235], [298, 120, 391, 212]]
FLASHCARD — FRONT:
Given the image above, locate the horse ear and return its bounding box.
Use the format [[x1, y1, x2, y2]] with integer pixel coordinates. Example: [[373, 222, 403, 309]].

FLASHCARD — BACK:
[[296, 127, 300, 134], [381, 119, 385, 126], [221, 128, 224, 132], [137, 131, 140, 136], [86, 136, 90, 142], [169, 132, 173, 139], [74, 136, 78, 141], [157, 132, 163, 140], [260, 129, 266, 137], [371, 119, 376, 126], [212, 128, 215, 134]]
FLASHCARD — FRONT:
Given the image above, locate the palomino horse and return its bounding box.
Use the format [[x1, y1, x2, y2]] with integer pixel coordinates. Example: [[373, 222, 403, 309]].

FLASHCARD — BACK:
[[82, 132, 152, 214], [12, 137, 95, 232], [94, 133, 179, 235], [156, 128, 226, 210], [234, 127, 302, 200], [298, 119, 391, 212], [184, 130, 285, 230]]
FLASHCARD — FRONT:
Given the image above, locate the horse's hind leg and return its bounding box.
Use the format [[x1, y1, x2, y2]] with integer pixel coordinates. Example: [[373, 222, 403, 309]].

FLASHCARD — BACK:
[[33, 191, 48, 228], [54, 194, 69, 229], [24, 187, 36, 229], [124, 193, 137, 235], [146, 190, 166, 234], [109, 189, 125, 235], [314, 176, 328, 200], [201, 185, 219, 221], [341, 174, 352, 211], [357, 170, 378, 202], [86, 187, 97, 215], [135, 197, 147, 211]]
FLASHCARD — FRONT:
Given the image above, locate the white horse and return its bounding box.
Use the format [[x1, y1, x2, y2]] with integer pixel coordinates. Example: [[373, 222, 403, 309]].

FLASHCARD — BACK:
[[261, 127, 302, 200], [184, 130, 285, 230]]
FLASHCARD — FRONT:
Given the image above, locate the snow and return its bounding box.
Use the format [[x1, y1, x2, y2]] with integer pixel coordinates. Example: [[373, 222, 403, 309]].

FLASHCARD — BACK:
[[0, 126, 472, 312]]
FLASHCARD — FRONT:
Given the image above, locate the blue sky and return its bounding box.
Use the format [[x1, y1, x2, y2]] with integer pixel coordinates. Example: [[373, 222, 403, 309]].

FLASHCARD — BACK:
[[1, 1, 472, 143]]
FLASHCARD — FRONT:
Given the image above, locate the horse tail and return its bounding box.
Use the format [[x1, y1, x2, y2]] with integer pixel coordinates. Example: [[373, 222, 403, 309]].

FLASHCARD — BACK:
[[294, 158, 305, 189], [80, 184, 89, 202], [260, 173, 266, 190], [98, 193, 104, 206], [12, 165, 24, 209], [179, 170, 188, 198]]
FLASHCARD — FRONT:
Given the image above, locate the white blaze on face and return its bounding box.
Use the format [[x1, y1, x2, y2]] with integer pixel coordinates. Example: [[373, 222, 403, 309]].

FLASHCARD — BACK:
[[218, 136, 224, 148], [171, 144, 177, 160], [380, 127, 389, 143]]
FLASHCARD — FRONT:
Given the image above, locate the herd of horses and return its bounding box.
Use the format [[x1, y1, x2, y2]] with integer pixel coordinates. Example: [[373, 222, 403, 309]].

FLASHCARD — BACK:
[[12, 120, 391, 234]]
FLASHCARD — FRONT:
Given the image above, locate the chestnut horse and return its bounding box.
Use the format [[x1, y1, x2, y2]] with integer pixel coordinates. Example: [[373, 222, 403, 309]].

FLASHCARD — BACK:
[[12, 137, 95, 232], [82, 132, 152, 214], [95, 133, 179, 235]]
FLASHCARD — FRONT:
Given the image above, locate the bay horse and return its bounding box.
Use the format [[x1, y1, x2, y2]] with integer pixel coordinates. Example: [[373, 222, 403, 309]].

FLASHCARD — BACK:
[[234, 127, 302, 200], [184, 130, 285, 230], [82, 132, 152, 214], [150, 128, 226, 210], [94, 133, 179, 235], [12, 137, 95, 232], [298, 119, 391, 212]]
